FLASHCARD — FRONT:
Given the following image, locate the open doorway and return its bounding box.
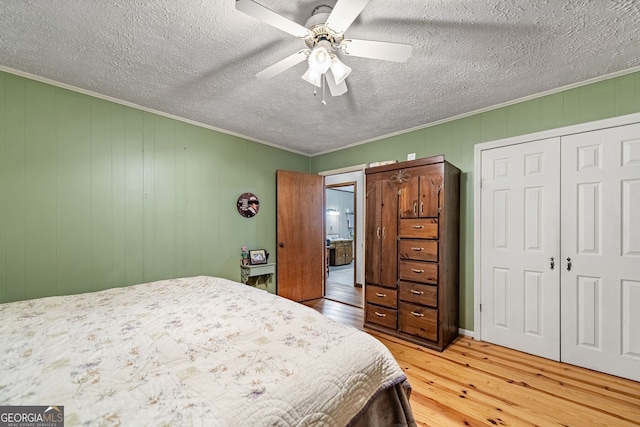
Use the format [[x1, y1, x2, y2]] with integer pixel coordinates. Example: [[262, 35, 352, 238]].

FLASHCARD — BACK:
[[325, 183, 361, 307], [322, 165, 366, 308]]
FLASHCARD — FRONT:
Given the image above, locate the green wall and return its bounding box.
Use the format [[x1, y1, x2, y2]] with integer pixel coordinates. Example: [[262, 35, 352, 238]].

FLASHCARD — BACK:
[[0, 71, 309, 303], [3, 69, 640, 332], [310, 71, 640, 331]]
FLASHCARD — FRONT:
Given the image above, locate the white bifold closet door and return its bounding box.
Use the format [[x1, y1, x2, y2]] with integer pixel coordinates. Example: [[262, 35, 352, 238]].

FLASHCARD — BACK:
[[560, 124, 640, 381], [480, 137, 561, 361], [480, 122, 640, 382]]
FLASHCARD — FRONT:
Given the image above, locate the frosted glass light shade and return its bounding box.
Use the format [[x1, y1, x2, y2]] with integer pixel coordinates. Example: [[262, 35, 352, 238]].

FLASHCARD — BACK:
[[302, 68, 322, 87], [330, 57, 351, 85], [307, 46, 332, 74]]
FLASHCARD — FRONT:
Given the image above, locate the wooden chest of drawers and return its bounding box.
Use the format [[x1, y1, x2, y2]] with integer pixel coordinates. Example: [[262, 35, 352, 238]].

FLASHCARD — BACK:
[[364, 155, 460, 352]]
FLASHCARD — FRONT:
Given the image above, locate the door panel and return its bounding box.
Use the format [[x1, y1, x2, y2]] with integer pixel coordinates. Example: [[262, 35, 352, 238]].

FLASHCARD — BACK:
[[380, 180, 398, 287], [365, 179, 398, 287], [419, 175, 441, 217], [398, 176, 419, 218], [276, 170, 324, 302], [560, 123, 640, 382], [480, 137, 561, 360], [365, 180, 382, 285]]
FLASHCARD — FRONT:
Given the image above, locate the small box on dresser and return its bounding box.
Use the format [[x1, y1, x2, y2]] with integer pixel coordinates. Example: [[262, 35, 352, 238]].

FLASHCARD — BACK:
[[364, 155, 460, 352]]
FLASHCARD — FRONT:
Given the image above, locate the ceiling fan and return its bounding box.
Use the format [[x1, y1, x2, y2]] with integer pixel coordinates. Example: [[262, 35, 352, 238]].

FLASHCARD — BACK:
[[235, 0, 413, 102]]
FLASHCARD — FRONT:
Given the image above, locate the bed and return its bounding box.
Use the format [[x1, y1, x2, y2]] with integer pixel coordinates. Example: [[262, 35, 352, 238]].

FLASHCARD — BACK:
[[0, 276, 415, 426]]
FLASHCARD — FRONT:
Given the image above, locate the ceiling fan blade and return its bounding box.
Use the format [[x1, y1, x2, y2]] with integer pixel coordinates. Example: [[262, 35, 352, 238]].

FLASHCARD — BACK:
[[341, 39, 412, 62], [256, 49, 308, 80], [236, 0, 312, 38], [325, 0, 370, 34], [325, 70, 348, 97]]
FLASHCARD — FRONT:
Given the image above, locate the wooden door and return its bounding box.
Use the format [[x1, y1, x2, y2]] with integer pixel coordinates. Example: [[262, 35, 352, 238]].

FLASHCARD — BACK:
[[399, 174, 441, 218], [276, 170, 324, 302], [380, 180, 398, 287], [560, 123, 640, 382], [419, 175, 441, 217], [365, 180, 383, 284], [399, 176, 419, 218], [480, 137, 561, 360], [365, 179, 398, 287]]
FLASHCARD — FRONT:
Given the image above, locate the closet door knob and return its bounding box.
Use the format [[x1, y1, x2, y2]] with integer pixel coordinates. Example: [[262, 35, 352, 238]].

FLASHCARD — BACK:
[[567, 257, 572, 271], [550, 257, 555, 270]]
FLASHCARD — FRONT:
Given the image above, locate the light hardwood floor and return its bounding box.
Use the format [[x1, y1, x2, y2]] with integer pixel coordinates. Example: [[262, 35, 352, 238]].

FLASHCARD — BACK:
[[325, 265, 362, 308], [302, 298, 640, 427]]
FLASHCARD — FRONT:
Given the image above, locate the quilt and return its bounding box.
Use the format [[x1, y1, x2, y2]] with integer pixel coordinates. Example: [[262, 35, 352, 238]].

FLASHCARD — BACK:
[[0, 276, 410, 426]]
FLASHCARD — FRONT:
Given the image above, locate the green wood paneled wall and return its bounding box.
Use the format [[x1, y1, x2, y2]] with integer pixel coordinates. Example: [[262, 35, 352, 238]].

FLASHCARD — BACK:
[[0, 71, 309, 303], [3, 68, 639, 332], [310, 71, 640, 331]]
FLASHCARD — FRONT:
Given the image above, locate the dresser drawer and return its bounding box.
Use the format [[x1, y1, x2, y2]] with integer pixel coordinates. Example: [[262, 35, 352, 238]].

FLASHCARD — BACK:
[[365, 285, 398, 309], [365, 304, 397, 329], [398, 260, 438, 284], [398, 240, 438, 262], [399, 302, 438, 341], [399, 281, 437, 307], [399, 219, 438, 239]]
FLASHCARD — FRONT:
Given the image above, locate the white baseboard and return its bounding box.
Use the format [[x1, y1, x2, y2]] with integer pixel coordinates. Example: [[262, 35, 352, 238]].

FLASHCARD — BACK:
[[459, 328, 474, 338]]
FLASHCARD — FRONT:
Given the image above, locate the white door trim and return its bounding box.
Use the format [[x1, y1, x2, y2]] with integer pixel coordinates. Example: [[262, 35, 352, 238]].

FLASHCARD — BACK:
[[473, 111, 640, 340]]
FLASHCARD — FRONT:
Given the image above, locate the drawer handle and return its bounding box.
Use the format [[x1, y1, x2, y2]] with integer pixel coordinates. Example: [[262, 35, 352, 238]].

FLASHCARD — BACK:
[[411, 269, 424, 273], [410, 311, 424, 317], [375, 292, 387, 298], [412, 225, 424, 229], [411, 247, 423, 251], [374, 312, 387, 318], [410, 290, 424, 295]]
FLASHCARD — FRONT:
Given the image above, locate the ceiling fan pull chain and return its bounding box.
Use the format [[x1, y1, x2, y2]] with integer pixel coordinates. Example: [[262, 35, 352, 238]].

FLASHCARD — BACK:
[[322, 76, 327, 105]]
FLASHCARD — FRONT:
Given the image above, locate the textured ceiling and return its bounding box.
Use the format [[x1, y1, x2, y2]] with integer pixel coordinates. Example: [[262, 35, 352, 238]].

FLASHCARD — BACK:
[[1, 1, 640, 155]]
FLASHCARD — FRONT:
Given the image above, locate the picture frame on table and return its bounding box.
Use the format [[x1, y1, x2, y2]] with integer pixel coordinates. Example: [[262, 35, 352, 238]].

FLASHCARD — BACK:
[[249, 249, 267, 265]]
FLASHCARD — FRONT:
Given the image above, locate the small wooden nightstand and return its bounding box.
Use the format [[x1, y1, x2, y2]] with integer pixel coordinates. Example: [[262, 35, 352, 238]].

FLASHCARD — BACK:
[[240, 263, 276, 288]]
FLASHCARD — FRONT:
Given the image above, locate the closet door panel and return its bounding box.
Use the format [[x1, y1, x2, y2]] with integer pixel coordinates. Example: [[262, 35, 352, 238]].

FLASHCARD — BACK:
[[561, 122, 640, 382], [480, 137, 561, 360]]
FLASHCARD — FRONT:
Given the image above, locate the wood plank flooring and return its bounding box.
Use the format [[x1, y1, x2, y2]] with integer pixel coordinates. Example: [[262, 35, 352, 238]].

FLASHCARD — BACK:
[[302, 298, 640, 427], [325, 265, 362, 308]]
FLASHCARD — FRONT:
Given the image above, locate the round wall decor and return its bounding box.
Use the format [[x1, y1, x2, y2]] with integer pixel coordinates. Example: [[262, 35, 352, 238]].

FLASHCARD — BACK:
[[236, 192, 260, 218]]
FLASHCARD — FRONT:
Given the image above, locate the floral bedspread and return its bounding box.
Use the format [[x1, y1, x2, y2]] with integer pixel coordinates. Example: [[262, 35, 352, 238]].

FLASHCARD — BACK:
[[0, 276, 406, 426]]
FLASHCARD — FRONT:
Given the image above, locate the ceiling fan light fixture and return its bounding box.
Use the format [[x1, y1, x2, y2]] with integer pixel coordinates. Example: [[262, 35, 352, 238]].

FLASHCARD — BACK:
[[329, 56, 351, 85], [307, 46, 332, 74], [301, 68, 322, 87]]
